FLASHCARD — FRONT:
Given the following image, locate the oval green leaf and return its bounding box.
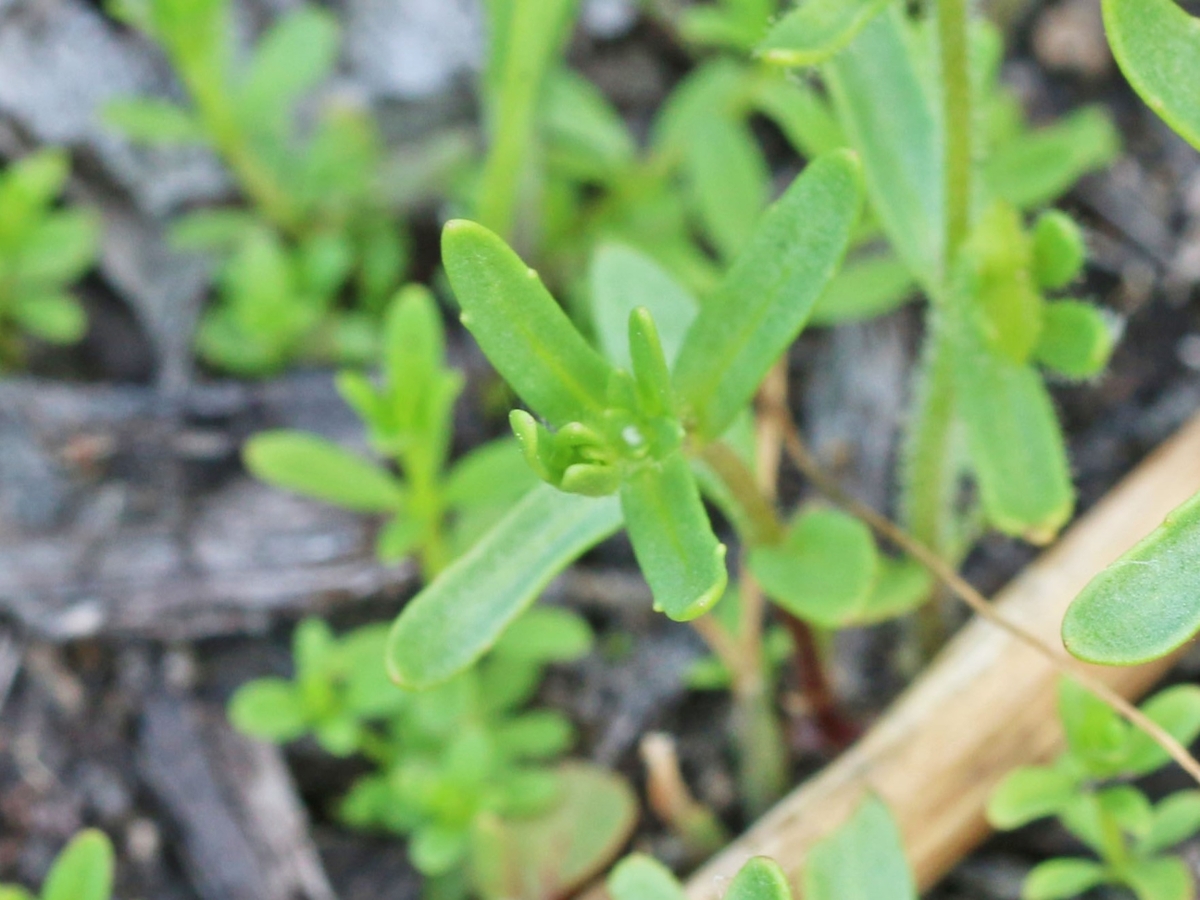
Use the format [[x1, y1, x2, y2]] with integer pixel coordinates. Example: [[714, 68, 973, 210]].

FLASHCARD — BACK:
[[41, 831, 114, 900], [804, 795, 916, 900], [1062, 491, 1200, 665]]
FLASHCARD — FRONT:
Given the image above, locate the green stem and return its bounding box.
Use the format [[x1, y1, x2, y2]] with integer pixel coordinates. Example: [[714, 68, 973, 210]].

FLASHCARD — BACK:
[[730, 670, 789, 817], [697, 441, 784, 547]]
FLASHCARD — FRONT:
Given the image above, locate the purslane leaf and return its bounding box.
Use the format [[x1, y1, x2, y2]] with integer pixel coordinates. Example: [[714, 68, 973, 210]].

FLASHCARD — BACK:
[[1035, 301, 1116, 381], [607, 854, 687, 900], [1122, 686, 1200, 776], [239, 7, 340, 122], [809, 252, 917, 325], [1139, 791, 1200, 856], [758, 0, 892, 67], [987, 765, 1078, 829], [387, 485, 622, 688], [243, 430, 405, 513], [620, 452, 727, 622], [442, 220, 617, 426], [1062, 490, 1200, 665], [1022, 859, 1108, 900], [1101, 0, 1200, 152], [40, 831, 113, 900], [103, 99, 207, 145], [724, 858, 793, 900], [683, 114, 770, 261], [673, 149, 863, 439]]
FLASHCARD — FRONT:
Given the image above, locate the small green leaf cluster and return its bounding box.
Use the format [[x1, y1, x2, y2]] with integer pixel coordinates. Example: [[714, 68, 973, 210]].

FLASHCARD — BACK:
[[607, 795, 916, 900], [0, 150, 98, 368], [231, 607, 633, 897], [106, 0, 407, 374], [0, 830, 114, 900], [244, 286, 536, 578], [988, 679, 1200, 900]]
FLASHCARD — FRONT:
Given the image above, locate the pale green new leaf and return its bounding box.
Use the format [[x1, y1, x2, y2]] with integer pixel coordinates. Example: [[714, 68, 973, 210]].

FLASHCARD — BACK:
[[442, 220, 616, 426], [1124, 857, 1192, 900], [13, 293, 87, 344], [589, 243, 697, 370], [41, 831, 113, 900], [1101, 0, 1200, 151], [804, 796, 916, 900], [387, 485, 621, 688], [1062, 491, 1200, 665], [749, 508, 878, 627], [607, 855, 686, 900], [987, 765, 1078, 829], [104, 99, 206, 144], [228, 678, 308, 742], [243, 431, 405, 513], [620, 453, 727, 622], [758, 0, 892, 67], [810, 252, 917, 325], [953, 335, 1073, 544], [673, 150, 863, 439], [240, 7, 340, 121], [1121, 685, 1200, 776], [1022, 859, 1107, 900], [1139, 792, 1200, 856], [726, 859, 793, 900], [824, 8, 942, 286]]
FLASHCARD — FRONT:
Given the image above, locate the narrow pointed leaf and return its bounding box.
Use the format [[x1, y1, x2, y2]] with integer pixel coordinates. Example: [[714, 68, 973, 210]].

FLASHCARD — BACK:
[[629, 308, 674, 418], [804, 796, 917, 900], [673, 150, 863, 439], [387, 485, 622, 688], [442, 220, 617, 426], [1062, 491, 1200, 665], [620, 453, 727, 621], [684, 115, 770, 261], [1101, 0, 1200, 151], [758, 0, 892, 67], [1023, 859, 1107, 900], [824, 9, 942, 286], [244, 431, 405, 513]]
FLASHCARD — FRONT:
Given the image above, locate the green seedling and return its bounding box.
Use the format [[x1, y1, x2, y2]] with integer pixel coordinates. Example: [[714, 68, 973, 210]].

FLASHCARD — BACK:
[[989, 679, 1200, 900], [0, 830, 114, 900], [1058, 0, 1200, 668], [232, 608, 636, 900], [0, 150, 98, 368], [607, 795, 916, 900], [243, 286, 537, 577], [106, 0, 408, 374]]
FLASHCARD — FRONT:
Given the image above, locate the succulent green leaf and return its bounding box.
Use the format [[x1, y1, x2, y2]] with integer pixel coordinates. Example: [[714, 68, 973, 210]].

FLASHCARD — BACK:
[[0, 886, 35, 900], [1122, 686, 1200, 777], [1139, 792, 1200, 856], [726, 858, 793, 900], [493, 711, 575, 760], [473, 764, 637, 900], [15, 210, 98, 288], [684, 115, 770, 261], [749, 508, 878, 627], [589, 243, 698, 370], [1034, 301, 1115, 381], [444, 439, 538, 512], [854, 558, 933, 625], [965, 202, 1044, 365], [987, 765, 1079, 830], [608, 855, 687, 900], [758, 0, 892, 67], [243, 430, 405, 513], [1098, 785, 1153, 839], [240, 8, 340, 122], [1123, 856, 1192, 900], [810, 253, 917, 326], [387, 485, 621, 688], [985, 108, 1120, 210], [953, 335, 1073, 544], [228, 678, 309, 742], [41, 831, 114, 900], [629, 308, 674, 418], [491, 606, 594, 663], [13, 293, 87, 345], [103, 99, 207, 144], [1101, 0, 1200, 151], [824, 8, 942, 285], [750, 77, 847, 159], [1062, 490, 1200, 665], [1032, 212, 1086, 291], [169, 209, 259, 251], [442, 220, 616, 426], [673, 150, 863, 439], [804, 796, 916, 900], [410, 824, 470, 876], [1022, 859, 1108, 900], [1059, 677, 1131, 777], [620, 452, 727, 622], [541, 69, 636, 181]]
